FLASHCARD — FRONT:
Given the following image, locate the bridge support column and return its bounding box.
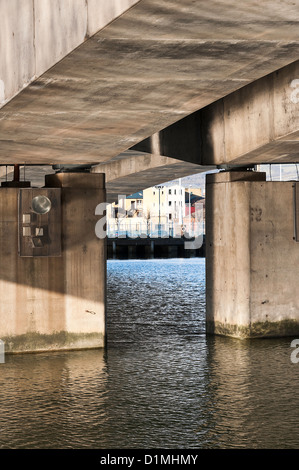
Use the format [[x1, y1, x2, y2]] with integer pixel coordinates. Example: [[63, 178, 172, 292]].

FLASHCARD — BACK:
[[0, 172, 106, 353], [206, 170, 299, 338]]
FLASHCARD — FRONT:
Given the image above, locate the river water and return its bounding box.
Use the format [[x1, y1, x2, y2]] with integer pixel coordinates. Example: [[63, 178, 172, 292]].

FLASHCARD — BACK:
[[0, 258, 299, 449]]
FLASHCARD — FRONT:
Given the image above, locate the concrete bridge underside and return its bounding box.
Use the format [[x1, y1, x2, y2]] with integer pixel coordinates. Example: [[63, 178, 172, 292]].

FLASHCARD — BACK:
[[0, 0, 299, 168], [1, 0, 299, 351]]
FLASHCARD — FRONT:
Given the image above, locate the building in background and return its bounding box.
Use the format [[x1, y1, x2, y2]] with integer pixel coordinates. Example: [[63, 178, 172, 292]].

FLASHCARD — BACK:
[[107, 181, 204, 239], [126, 191, 143, 217], [143, 183, 185, 224]]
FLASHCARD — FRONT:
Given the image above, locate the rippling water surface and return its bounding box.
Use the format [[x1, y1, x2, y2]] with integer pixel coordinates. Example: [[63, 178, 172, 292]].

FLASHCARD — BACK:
[[0, 258, 299, 449]]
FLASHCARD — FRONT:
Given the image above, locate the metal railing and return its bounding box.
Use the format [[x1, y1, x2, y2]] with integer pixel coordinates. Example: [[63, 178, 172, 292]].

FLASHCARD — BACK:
[[107, 219, 204, 240]]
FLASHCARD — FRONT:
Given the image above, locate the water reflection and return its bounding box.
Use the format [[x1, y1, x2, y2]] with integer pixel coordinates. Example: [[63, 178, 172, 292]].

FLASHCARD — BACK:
[[203, 336, 299, 448], [0, 350, 108, 448], [0, 259, 298, 448]]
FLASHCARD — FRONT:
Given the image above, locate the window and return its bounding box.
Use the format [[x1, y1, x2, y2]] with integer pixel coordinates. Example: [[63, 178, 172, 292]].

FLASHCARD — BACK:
[[169, 214, 172, 220], [169, 189, 171, 195], [174, 189, 176, 195], [169, 201, 172, 206]]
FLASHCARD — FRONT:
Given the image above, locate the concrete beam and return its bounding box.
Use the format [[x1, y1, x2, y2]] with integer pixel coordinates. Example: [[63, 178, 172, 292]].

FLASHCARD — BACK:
[[202, 60, 299, 166], [0, 0, 140, 107], [0, 152, 212, 201], [92, 150, 212, 202], [206, 171, 299, 338], [133, 60, 299, 166], [0, 0, 299, 164]]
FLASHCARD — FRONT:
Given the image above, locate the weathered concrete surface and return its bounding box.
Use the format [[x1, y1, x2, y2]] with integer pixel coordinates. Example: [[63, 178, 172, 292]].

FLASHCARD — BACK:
[[0, 0, 140, 107], [206, 61, 299, 166], [92, 150, 213, 202], [206, 171, 299, 338], [0, 0, 299, 165], [0, 152, 212, 203], [0, 173, 106, 353], [134, 60, 299, 166]]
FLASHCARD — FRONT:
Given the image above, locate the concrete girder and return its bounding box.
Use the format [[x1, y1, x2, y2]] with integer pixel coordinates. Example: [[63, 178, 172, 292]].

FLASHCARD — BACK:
[[133, 60, 299, 166], [206, 171, 299, 338], [0, 0, 299, 165], [91, 150, 212, 202], [0, 0, 140, 108]]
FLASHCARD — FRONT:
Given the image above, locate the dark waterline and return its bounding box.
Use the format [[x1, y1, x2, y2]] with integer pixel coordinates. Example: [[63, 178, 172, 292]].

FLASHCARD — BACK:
[[0, 258, 298, 449]]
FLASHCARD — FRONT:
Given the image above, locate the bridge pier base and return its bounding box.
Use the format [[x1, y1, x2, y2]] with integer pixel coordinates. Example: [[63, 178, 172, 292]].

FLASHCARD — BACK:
[[0, 172, 106, 353], [206, 170, 299, 338]]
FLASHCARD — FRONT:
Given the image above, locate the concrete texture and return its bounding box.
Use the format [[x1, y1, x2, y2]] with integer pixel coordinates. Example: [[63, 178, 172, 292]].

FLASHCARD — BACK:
[[134, 60, 299, 166], [0, 173, 106, 353], [0, 0, 298, 165], [206, 171, 299, 338], [0, 0, 35, 108]]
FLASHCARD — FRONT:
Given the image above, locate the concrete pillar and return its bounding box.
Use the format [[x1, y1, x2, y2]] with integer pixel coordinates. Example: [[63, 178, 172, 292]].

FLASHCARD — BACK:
[[144, 243, 152, 259], [206, 170, 299, 338], [0, 172, 106, 353]]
